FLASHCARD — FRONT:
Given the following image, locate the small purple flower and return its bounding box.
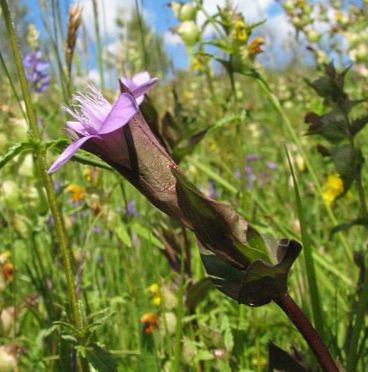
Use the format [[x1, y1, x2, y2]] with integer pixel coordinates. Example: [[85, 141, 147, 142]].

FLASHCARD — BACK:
[[208, 179, 217, 199], [48, 72, 158, 174], [266, 161, 278, 170], [23, 51, 50, 93], [245, 154, 260, 162], [119, 72, 158, 105], [244, 165, 255, 190], [126, 200, 137, 217]]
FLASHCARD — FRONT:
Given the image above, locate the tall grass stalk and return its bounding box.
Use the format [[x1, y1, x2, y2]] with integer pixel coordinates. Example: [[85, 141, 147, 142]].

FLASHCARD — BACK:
[[286, 150, 325, 341], [255, 77, 353, 264], [92, 0, 104, 89], [0, 1, 87, 370]]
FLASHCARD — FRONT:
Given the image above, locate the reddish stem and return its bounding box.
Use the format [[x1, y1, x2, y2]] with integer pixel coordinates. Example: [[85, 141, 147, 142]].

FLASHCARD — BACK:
[[274, 294, 339, 372]]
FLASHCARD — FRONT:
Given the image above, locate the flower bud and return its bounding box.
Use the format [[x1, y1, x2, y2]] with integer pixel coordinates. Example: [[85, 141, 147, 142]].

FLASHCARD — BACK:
[[1, 180, 20, 209], [179, 3, 197, 22], [306, 29, 321, 43], [11, 118, 28, 141], [19, 154, 34, 177], [0, 346, 18, 372], [177, 21, 200, 46]]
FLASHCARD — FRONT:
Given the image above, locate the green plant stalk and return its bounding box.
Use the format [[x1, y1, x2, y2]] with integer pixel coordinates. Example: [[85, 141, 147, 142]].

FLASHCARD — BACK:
[[92, 0, 104, 90], [275, 294, 338, 372], [0, 49, 26, 120], [255, 76, 352, 263], [134, 0, 148, 71], [0, 1, 87, 370], [173, 255, 186, 372], [286, 150, 325, 341], [346, 272, 368, 371]]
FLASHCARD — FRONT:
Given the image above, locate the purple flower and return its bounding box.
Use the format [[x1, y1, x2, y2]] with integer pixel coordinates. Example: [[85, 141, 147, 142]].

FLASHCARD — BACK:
[[245, 154, 260, 162], [48, 72, 158, 173], [119, 72, 158, 105], [266, 160, 278, 170], [244, 166, 255, 190], [208, 179, 217, 199], [23, 51, 50, 93], [126, 200, 137, 217]]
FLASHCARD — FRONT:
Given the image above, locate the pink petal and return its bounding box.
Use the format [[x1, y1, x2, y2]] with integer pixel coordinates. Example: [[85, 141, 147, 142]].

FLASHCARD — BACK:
[[98, 93, 138, 135], [132, 71, 151, 85], [66, 121, 89, 136], [132, 77, 158, 102], [48, 135, 98, 173]]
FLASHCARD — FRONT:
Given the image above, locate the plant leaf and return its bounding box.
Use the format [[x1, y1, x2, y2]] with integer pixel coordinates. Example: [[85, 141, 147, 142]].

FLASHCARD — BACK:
[[268, 342, 306, 372], [85, 343, 117, 372], [0, 141, 33, 170]]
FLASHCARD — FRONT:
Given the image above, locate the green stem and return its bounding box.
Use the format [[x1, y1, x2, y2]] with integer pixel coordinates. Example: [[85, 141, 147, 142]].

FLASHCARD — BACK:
[[0, 1, 87, 369], [92, 0, 104, 89], [286, 151, 325, 341], [134, 0, 148, 71], [173, 255, 186, 372], [255, 76, 352, 263], [346, 272, 368, 371]]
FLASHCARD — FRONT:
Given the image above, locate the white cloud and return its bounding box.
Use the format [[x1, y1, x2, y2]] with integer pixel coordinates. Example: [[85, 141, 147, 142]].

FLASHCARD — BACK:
[[77, 0, 134, 41], [163, 31, 183, 46]]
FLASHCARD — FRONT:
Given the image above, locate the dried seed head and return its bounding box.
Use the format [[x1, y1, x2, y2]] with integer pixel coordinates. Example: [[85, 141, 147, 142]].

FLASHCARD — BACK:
[[66, 4, 82, 73]]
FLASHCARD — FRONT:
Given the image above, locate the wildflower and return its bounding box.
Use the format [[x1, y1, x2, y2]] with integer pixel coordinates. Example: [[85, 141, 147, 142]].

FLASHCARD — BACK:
[[208, 179, 217, 199], [266, 161, 278, 170], [234, 19, 248, 42], [66, 184, 85, 203], [148, 283, 162, 306], [322, 173, 344, 206], [2, 261, 13, 283], [83, 167, 93, 182], [248, 37, 265, 57], [177, 21, 200, 46], [0, 345, 18, 372], [140, 312, 159, 334], [178, 3, 197, 22], [119, 72, 158, 105], [126, 200, 137, 218], [48, 73, 157, 173], [27, 23, 39, 50], [23, 51, 50, 93]]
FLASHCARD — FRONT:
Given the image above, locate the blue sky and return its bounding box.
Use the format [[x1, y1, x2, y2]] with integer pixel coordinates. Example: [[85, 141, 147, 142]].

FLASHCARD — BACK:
[[19, 0, 359, 76]]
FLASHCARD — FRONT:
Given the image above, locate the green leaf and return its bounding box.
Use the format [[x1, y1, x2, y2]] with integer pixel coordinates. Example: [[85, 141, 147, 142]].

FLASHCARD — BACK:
[[350, 115, 368, 137], [185, 278, 212, 311], [0, 141, 33, 170], [331, 145, 364, 189], [268, 342, 306, 372], [172, 168, 302, 306], [85, 343, 117, 372], [172, 128, 208, 163], [305, 111, 347, 143], [330, 218, 368, 237]]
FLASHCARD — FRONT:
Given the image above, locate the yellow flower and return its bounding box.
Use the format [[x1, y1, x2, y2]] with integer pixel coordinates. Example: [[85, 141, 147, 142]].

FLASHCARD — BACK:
[[140, 312, 159, 334], [152, 296, 162, 306], [148, 283, 162, 306], [248, 37, 265, 57], [83, 167, 93, 182], [322, 174, 344, 206], [148, 283, 160, 296], [234, 19, 248, 42], [66, 184, 85, 202]]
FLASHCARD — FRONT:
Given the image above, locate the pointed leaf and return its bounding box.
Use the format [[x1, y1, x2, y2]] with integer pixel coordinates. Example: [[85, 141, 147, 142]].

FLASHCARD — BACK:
[[85, 343, 117, 372], [268, 342, 306, 372]]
